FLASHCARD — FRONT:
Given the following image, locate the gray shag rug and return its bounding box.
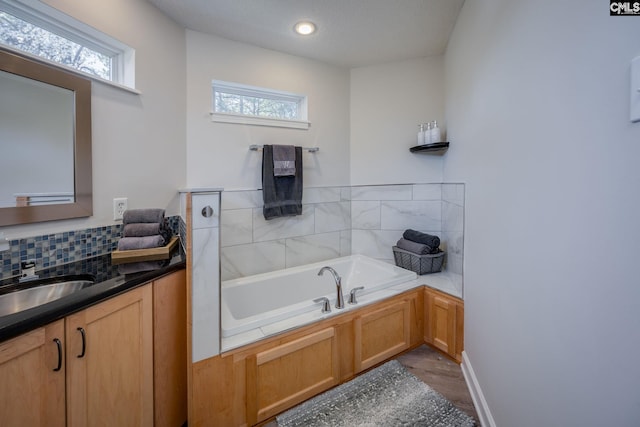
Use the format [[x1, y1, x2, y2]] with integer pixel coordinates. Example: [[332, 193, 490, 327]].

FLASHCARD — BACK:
[[276, 360, 476, 427]]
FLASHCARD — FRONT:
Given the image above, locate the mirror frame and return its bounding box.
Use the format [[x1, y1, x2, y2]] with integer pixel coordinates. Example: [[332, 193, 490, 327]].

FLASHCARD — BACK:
[[0, 47, 92, 226]]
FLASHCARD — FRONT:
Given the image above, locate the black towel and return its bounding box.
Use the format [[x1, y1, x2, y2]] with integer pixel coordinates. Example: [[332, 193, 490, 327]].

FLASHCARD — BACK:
[[402, 229, 440, 249], [262, 145, 303, 220], [396, 238, 439, 255]]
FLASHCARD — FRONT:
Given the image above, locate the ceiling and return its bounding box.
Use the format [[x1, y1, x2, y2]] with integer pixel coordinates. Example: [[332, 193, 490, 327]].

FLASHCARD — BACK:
[[147, 0, 465, 68]]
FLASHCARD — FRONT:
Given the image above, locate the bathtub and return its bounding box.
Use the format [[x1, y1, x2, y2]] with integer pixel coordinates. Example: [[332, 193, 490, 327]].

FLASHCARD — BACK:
[[221, 254, 417, 338]]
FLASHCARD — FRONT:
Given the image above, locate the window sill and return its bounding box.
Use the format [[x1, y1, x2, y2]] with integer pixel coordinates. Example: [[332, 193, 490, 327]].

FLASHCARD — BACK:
[[210, 112, 310, 130], [0, 44, 141, 95]]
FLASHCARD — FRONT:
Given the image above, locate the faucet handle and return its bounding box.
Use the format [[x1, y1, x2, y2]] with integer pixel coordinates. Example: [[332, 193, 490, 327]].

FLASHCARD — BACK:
[[348, 287, 365, 305], [313, 297, 331, 313]]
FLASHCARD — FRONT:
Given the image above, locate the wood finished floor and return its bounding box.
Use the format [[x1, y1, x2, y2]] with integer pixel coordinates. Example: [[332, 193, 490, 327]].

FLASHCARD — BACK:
[[396, 345, 479, 425], [264, 344, 479, 426]]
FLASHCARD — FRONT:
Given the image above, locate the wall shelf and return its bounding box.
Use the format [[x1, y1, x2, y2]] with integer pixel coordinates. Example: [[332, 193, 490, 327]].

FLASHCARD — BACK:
[[409, 142, 449, 154]]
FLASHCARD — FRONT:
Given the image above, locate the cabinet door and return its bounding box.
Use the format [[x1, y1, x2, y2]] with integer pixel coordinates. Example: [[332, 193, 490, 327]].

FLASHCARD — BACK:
[[425, 288, 461, 360], [0, 320, 65, 427], [153, 270, 188, 427], [246, 328, 339, 425], [354, 299, 411, 372], [66, 284, 153, 427]]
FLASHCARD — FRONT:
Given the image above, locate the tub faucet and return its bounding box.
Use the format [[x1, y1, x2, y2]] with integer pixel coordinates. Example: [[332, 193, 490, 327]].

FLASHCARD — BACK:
[[318, 266, 344, 309]]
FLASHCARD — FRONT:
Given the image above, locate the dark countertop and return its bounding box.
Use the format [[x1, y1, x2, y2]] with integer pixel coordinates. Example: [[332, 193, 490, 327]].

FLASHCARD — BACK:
[[0, 246, 186, 343]]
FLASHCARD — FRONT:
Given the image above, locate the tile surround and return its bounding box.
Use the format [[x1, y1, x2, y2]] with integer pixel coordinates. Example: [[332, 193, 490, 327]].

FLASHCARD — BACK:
[[220, 184, 465, 284]]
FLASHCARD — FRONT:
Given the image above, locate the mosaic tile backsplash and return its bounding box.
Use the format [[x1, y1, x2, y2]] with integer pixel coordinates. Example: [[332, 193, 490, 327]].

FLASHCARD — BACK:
[[0, 215, 181, 281]]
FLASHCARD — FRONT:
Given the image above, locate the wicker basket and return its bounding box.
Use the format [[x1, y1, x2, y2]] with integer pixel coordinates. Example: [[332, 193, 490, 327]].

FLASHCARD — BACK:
[[392, 246, 445, 275]]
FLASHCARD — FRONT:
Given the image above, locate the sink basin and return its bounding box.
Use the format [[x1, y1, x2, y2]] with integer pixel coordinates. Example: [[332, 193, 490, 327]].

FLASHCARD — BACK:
[[0, 279, 94, 317]]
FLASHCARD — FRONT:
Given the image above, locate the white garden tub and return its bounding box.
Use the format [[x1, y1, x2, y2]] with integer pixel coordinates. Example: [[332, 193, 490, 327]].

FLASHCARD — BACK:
[[221, 254, 417, 338]]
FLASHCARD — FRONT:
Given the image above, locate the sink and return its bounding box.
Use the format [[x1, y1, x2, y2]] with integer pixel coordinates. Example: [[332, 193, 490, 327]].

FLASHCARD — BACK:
[[0, 279, 94, 317]]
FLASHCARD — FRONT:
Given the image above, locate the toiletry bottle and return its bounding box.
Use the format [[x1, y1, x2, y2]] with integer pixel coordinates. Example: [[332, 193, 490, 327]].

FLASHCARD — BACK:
[[424, 122, 432, 145], [417, 124, 424, 145], [431, 120, 441, 143]]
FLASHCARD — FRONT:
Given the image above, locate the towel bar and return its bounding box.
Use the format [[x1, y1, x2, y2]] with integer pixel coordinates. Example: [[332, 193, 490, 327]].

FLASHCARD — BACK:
[[249, 144, 319, 153]]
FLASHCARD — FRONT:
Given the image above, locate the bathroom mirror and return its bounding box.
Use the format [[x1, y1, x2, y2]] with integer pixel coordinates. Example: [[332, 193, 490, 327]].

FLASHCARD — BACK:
[[0, 47, 92, 226]]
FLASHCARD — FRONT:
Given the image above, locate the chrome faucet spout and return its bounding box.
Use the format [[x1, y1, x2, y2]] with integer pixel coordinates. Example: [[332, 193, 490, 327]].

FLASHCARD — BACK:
[[318, 266, 344, 309]]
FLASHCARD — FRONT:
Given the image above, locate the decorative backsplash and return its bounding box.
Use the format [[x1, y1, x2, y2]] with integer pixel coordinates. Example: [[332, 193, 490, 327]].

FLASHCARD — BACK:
[[0, 215, 181, 281]]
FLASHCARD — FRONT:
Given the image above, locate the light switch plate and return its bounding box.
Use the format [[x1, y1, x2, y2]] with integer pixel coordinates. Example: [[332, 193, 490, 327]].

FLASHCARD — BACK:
[[631, 56, 640, 123]]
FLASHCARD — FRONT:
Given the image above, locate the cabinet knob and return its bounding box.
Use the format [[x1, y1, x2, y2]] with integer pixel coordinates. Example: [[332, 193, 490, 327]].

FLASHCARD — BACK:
[[201, 206, 214, 218]]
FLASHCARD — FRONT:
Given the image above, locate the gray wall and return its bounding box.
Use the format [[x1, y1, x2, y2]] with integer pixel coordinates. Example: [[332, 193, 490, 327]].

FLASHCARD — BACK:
[[445, 0, 640, 425]]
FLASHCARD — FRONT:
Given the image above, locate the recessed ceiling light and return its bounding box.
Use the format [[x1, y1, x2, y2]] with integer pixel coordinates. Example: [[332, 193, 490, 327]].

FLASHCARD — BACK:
[[294, 21, 316, 36]]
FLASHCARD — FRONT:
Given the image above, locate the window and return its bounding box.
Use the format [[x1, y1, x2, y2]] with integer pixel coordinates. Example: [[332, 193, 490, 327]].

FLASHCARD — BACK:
[[212, 80, 309, 130], [0, 0, 136, 91]]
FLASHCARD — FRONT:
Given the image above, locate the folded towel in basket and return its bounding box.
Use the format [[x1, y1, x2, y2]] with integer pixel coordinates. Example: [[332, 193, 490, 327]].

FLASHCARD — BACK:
[[396, 238, 439, 255], [402, 229, 440, 249], [117, 235, 165, 251], [272, 144, 296, 176], [122, 208, 165, 224]]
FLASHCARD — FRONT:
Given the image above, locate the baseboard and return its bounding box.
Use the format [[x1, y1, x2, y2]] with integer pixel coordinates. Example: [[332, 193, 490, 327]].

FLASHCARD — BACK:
[[460, 351, 497, 427]]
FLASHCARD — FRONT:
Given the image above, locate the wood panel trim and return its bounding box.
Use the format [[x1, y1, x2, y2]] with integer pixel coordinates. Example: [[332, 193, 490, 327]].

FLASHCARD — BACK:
[[354, 299, 411, 372], [250, 327, 339, 423], [256, 328, 335, 365], [245, 355, 258, 427], [432, 295, 456, 354], [0, 327, 45, 364], [153, 270, 188, 427], [257, 377, 336, 421], [82, 285, 147, 323]]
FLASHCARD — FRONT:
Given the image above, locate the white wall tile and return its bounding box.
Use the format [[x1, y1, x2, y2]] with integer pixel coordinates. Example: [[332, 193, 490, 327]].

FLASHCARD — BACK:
[[285, 232, 341, 268], [315, 202, 350, 233], [222, 190, 263, 210], [301, 187, 341, 204], [412, 184, 442, 200], [351, 201, 381, 229], [191, 227, 220, 361], [340, 230, 352, 256], [442, 183, 465, 206], [352, 229, 403, 260], [252, 205, 315, 242], [442, 202, 464, 232], [351, 185, 413, 201], [220, 209, 253, 247], [221, 240, 286, 281], [341, 186, 352, 201], [442, 231, 464, 257], [446, 253, 464, 275], [381, 201, 441, 231]]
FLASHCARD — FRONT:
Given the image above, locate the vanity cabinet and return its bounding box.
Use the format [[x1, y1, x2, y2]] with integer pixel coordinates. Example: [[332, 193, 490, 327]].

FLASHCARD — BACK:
[[424, 287, 464, 362], [0, 269, 186, 427], [0, 319, 66, 427], [66, 283, 154, 427]]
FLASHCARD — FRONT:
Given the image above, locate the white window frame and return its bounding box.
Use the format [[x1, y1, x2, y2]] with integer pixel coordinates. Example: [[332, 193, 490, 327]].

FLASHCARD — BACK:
[[211, 80, 310, 130], [0, 0, 137, 93]]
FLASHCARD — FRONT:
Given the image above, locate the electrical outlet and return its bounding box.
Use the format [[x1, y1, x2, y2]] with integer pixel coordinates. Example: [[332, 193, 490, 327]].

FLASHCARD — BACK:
[[113, 197, 128, 221]]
